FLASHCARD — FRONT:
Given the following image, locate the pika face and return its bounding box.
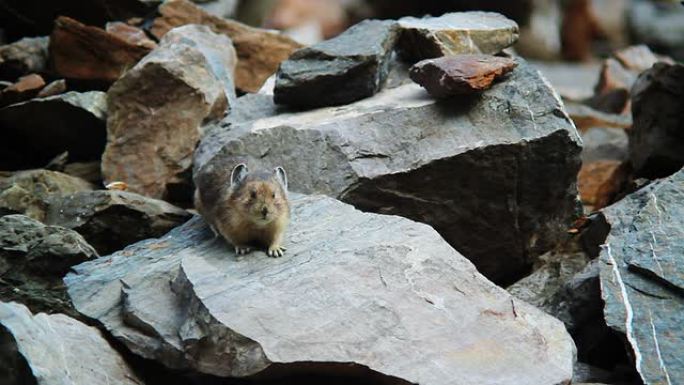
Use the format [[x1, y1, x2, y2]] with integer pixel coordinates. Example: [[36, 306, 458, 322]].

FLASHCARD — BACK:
[[237, 179, 287, 225]]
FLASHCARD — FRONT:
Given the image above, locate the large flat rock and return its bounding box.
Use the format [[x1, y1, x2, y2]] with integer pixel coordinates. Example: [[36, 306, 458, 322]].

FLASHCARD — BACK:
[[195, 59, 582, 284], [597, 168, 684, 384], [66, 194, 575, 385], [0, 301, 141, 385]]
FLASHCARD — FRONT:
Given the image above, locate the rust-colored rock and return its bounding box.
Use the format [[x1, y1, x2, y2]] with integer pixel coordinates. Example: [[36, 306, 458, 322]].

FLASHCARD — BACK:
[[36, 79, 67, 98], [0, 74, 45, 107], [409, 54, 517, 97], [577, 160, 628, 210], [105, 21, 157, 50], [151, 0, 302, 93], [560, 0, 604, 62], [49, 16, 153, 83]]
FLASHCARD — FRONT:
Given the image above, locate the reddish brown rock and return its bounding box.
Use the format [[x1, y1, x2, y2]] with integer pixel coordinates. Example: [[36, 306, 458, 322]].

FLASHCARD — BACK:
[[49, 16, 153, 83], [150, 0, 302, 93], [0, 74, 45, 107], [560, 0, 604, 62], [264, 0, 348, 40], [105, 21, 157, 50], [102, 24, 236, 202], [577, 160, 628, 210], [409, 54, 517, 97], [36, 79, 67, 98]]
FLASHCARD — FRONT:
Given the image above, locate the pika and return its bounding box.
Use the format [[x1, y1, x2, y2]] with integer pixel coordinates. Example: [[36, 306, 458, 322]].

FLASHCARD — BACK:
[[195, 164, 290, 257]]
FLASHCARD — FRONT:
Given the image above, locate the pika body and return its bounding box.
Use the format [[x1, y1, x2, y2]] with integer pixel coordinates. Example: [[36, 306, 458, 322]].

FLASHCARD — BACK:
[[195, 164, 290, 257]]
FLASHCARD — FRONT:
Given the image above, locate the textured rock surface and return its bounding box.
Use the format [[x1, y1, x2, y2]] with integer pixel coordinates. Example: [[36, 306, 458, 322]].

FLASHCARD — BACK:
[[105, 21, 157, 50], [508, 251, 599, 332], [36, 79, 67, 98], [0, 215, 96, 316], [49, 16, 153, 83], [589, 58, 635, 115], [274, 19, 398, 108], [0, 169, 93, 221], [151, 0, 302, 93], [195, 59, 582, 284], [397, 12, 519, 62], [46, 190, 190, 255], [66, 194, 575, 384], [102, 24, 236, 202], [597, 168, 684, 385], [0, 301, 142, 385], [409, 54, 517, 97], [629, 62, 684, 179], [0, 91, 106, 170], [577, 160, 629, 210], [0, 37, 49, 81]]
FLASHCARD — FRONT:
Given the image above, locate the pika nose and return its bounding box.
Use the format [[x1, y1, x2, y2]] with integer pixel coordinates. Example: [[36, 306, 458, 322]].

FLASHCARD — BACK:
[[261, 207, 268, 217]]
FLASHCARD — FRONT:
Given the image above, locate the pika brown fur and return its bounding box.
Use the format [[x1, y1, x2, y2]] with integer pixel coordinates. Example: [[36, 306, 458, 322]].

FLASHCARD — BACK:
[[195, 164, 290, 257]]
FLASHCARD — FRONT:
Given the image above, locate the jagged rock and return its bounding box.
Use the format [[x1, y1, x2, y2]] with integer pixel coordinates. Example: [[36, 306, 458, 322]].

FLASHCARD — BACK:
[[66, 194, 575, 384], [151, 0, 302, 93], [105, 21, 157, 50], [628, 0, 684, 61], [409, 54, 517, 97], [0, 215, 96, 316], [0, 91, 107, 170], [195, 59, 582, 285], [577, 160, 629, 210], [589, 58, 635, 114], [102, 24, 236, 202], [597, 167, 684, 385], [629, 62, 684, 179], [35, 79, 67, 98], [49, 16, 153, 83], [0, 0, 159, 39], [46, 190, 190, 255], [0, 301, 141, 385], [508, 250, 597, 331], [0, 169, 93, 221], [0, 37, 49, 81], [397, 12, 519, 62], [0, 74, 45, 107], [274, 19, 398, 108]]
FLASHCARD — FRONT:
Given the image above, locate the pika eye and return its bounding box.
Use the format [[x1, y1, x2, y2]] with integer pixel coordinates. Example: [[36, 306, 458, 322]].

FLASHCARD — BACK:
[[272, 192, 276, 198], [250, 190, 257, 199]]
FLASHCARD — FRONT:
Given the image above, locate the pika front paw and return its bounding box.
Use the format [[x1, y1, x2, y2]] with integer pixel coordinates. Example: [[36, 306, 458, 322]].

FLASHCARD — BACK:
[[235, 246, 252, 255], [267, 245, 286, 258]]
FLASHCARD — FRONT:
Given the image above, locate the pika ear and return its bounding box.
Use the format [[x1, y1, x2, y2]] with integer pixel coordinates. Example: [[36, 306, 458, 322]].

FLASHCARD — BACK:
[[230, 163, 249, 186], [274, 167, 288, 191]]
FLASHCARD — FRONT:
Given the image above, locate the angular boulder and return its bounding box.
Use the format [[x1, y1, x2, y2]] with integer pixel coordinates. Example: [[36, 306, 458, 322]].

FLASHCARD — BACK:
[[274, 19, 398, 108], [46, 190, 191, 255], [0, 169, 93, 221], [597, 168, 684, 384], [629, 62, 684, 178], [0, 215, 96, 316], [102, 24, 237, 202], [151, 0, 302, 93], [66, 194, 575, 384], [0, 301, 141, 385], [397, 12, 519, 62], [195, 59, 582, 284], [409, 54, 517, 97], [49, 16, 153, 83], [0, 91, 107, 170], [0, 37, 48, 81]]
